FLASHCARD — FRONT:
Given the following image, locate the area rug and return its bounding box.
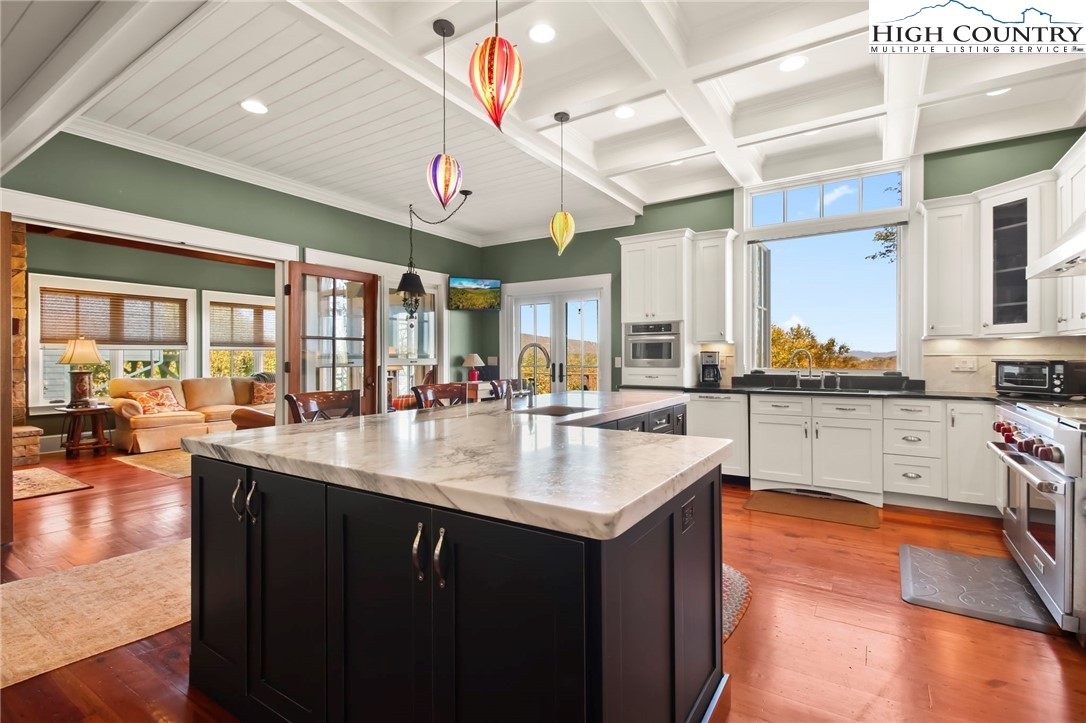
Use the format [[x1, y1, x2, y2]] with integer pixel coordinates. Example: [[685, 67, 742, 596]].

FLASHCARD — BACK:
[[12, 468, 92, 500], [743, 490, 880, 528], [899, 545, 1059, 634], [0, 540, 191, 688], [114, 449, 192, 478], [722, 563, 752, 643]]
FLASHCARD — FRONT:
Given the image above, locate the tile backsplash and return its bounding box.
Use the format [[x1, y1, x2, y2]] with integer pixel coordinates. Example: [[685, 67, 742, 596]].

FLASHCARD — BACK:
[[923, 337, 1086, 392], [698, 343, 735, 381]]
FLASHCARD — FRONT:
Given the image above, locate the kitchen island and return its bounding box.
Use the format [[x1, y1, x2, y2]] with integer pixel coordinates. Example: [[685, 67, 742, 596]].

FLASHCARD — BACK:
[[182, 390, 732, 723]]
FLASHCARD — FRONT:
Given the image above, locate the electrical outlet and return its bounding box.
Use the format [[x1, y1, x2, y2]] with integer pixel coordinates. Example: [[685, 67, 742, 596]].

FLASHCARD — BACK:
[[614, 356, 622, 368], [487, 356, 497, 366], [951, 356, 978, 372]]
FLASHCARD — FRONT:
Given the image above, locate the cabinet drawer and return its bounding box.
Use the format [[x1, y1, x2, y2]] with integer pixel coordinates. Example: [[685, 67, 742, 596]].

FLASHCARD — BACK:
[[750, 395, 811, 416], [648, 407, 674, 434], [883, 420, 944, 458], [884, 399, 945, 422], [615, 413, 649, 433], [623, 369, 683, 387], [883, 455, 945, 498], [813, 397, 883, 420]]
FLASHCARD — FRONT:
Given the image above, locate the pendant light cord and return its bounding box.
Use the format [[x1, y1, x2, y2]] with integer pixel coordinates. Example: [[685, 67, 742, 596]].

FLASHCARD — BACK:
[[441, 31, 447, 155], [494, 0, 499, 35], [560, 119, 565, 212]]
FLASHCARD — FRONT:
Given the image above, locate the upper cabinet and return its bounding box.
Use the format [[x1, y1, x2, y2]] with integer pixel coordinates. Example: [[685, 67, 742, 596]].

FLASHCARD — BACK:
[[692, 230, 738, 343], [977, 182, 1046, 336], [1053, 135, 1086, 334], [923, 198, 977, 337], [617, 229, 693, 323]]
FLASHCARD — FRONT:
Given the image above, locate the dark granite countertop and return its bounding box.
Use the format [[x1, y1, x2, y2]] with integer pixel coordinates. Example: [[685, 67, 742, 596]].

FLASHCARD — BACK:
[[621, 383, 1002, 403]]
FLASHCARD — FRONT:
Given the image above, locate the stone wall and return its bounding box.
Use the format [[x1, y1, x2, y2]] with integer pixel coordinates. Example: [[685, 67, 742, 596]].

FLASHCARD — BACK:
[[11, 221, 26, 425]]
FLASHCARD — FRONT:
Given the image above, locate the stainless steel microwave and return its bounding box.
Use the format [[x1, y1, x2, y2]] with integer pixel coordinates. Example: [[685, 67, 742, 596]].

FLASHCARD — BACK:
[[624, 322, 682, 368], [994, 360, 1086, 398]]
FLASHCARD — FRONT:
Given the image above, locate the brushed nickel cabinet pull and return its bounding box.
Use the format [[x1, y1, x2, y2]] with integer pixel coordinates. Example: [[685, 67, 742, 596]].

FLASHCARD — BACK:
[[412, 522, 425, 582], [434, 527, 447, 589], [231, 479, 245, 522], [900, 407, 924, 413], [245, 480, 258, 524], [771, 403, 789, 409], [835, 407, 857, 412], [902, 472, 922, 480], [902, 435, 922, 442], [803, 421, 808, 439]]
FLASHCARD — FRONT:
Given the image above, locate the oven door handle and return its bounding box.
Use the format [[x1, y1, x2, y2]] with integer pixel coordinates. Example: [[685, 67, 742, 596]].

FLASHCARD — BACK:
[[627, 335, 678, 342], [986, 441, 1067, 496]]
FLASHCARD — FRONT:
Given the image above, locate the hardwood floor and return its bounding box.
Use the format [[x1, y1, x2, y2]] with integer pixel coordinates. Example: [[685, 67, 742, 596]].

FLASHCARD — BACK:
[[3, 454, 1084, 722]]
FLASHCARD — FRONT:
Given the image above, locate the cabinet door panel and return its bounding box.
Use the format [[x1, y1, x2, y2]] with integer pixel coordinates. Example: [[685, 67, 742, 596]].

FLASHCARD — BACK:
[[621, 245, 650, 322], [947, 403, 1000, 508], [750, 414, 811, 485], [979, 187, 1041, 335], [688, 395, 749, 476], [327, 488, 432, 723], [652, 239, 683, 320], [432, 510, 585, 723], [813, 418, 882, 493], [247, 471, 327, 723], [693, 238, 728, 342], [190, 457, 249, 716], [925, 204, 976, 337]]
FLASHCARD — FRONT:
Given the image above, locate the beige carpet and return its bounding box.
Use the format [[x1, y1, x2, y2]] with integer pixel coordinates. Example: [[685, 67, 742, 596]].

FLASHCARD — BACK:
[[1, 540, 191, 688], [743, 490, 881, 528], [114, 449, 192, 478], [13, 468, 92, 500]]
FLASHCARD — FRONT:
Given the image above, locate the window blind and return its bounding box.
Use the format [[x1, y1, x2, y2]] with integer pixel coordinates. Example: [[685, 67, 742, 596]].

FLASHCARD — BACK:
[[40, 288, 187, 346], [209, 302, 276, 348]]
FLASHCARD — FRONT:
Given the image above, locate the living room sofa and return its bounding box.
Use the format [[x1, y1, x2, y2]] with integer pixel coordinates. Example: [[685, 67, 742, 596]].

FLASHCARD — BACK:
[[106, 377, 275, 453]]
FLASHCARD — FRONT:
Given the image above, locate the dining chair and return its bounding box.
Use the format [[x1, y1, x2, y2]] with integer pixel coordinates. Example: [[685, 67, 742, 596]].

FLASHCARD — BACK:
[[412, 383, 468, 409], [489, 379, 521, 399], [283, 389, 363, 423]]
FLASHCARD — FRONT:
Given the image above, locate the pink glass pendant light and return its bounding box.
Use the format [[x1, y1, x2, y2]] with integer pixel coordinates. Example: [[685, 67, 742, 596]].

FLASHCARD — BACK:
[[468, 1, 523, 131], [428, 19, 463, 208]]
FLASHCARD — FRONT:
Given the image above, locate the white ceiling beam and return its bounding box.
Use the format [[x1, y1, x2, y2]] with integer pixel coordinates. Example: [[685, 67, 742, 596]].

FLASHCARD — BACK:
[[0, 0, 203, 173], [881, 55, 928, 160], [588, 0, 762, 187], [285, 0, 644, 216]]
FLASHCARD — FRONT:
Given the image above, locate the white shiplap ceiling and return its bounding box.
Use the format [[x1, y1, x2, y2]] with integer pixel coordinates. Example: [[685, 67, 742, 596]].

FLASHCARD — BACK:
[[3, 1, 1085, 246]]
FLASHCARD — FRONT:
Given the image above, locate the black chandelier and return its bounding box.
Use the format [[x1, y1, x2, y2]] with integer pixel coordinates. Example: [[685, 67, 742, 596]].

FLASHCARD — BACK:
[[396, 189, 472, 317]]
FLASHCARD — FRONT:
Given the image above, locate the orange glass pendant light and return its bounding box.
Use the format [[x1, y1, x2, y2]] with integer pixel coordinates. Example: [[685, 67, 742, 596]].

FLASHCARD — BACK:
[[550, 112, 575, 255], [468, 1, 523, 131], [429, 19, 462, 208]]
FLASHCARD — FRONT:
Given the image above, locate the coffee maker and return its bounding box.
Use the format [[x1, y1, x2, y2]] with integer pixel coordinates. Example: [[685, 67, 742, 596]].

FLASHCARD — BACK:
[[700, 351, 722, 383]]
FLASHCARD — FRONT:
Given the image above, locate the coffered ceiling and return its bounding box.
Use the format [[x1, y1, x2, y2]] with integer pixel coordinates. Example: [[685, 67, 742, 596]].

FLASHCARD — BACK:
[[2, 1, 1084, 247]]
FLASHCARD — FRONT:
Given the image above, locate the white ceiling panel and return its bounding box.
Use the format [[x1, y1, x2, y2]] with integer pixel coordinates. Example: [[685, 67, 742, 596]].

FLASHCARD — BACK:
[[1, 0, 96, 105]]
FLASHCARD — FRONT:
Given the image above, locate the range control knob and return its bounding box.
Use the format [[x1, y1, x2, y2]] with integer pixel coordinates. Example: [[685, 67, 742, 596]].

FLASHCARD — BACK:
[[1037, 446, 1053, 462], [993, 421, 1003, 433], [1017, 438, 1037, 454]]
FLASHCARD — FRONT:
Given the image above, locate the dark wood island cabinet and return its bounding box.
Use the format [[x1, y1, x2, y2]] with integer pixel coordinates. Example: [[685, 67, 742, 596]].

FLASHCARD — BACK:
[[190, 456, 724, 723]]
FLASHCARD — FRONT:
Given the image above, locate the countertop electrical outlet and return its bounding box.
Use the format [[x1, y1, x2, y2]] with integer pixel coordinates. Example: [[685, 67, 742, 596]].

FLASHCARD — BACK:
[[614, 356, 622, 368], [952, 357, 978, 372]]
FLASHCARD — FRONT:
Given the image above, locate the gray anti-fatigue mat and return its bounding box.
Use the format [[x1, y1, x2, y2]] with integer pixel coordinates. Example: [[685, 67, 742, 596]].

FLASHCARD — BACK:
[[899, 545, 1058, 633]]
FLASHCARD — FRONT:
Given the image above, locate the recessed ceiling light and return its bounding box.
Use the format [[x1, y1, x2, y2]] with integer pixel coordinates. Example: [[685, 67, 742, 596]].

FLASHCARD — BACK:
[[803, 130, 821, 136], [614, 105, 635, 119], [778, 55, 808, 72], [986, 87, 1011, 96], [240, 99, 268, 114], [670, 160, 684, 166], [529, 23, 555, 43]]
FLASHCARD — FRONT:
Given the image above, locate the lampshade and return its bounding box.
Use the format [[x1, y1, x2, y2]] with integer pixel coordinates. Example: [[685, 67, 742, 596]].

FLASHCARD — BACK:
[[468, 35, 523, 130], [57, 337, 104, 366], [462, 353, 485, 368], [550, 211, 575, 256], [396, 270, 427, 299], [428, 153, 463, 209]]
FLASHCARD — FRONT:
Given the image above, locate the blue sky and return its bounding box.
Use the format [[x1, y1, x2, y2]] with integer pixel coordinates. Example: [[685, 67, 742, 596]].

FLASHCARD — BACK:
[[751, 174, 901, 353]]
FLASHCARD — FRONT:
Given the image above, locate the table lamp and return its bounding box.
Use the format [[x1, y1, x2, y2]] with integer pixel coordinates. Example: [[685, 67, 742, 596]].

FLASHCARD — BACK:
[[463, 353, 484, 382], [57, 337, 104, 408]]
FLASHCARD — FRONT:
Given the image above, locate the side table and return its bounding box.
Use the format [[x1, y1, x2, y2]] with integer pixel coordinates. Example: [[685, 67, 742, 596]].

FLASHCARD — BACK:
[[56, 406, 112, 458]]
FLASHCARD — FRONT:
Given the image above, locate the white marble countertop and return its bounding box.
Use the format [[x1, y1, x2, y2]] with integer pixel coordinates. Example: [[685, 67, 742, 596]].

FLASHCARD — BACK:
[[182, 390, 731, 540]]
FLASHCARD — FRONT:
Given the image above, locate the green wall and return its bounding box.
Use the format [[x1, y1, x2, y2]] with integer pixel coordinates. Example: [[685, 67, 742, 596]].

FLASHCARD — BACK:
[[479, 191, 735, 388], [923, 127, 1084, 199]]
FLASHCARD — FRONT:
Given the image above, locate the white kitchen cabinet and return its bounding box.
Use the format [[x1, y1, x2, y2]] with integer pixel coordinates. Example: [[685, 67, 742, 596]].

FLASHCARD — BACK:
[[883, 419, 944, 458], [750, 413, 811, 486], [977, 181, 1052, 336], [687, 393, 748, 476], [617, 230, 691, 322], [692, 231, 737, 342], [946, 402, 1000, 509], [622, 368, 683, 388], [922, 199, 977, 337], [1056, 276, 1086, 334], [812, 417, 883, 494], [883, 455, 945, 498], [1054, 139, 1086, 335]]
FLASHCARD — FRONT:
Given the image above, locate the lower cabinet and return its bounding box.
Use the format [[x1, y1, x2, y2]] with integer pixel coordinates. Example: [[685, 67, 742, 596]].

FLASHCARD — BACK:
[[190, 457, 327, 723], [750, 413, 811, 485], [812, 417, 883, 494], [946, 402, 1001, 508], [600, 404, 687, 435], [687, 394, 749, 476]]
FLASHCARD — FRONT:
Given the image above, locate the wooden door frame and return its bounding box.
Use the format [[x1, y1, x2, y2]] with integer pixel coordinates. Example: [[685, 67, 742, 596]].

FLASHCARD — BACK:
[[288, 262, 379, 415], [1, 212, 13, 545]]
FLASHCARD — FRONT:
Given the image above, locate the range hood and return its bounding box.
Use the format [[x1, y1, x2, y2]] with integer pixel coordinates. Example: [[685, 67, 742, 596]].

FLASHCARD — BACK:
[[1027, 216, 1086, 279]]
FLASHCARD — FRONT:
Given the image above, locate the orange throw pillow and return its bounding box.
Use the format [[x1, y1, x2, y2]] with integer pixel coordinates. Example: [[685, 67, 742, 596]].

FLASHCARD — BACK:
[[127, 386, 185, 415], [252, 381, 276, 405]]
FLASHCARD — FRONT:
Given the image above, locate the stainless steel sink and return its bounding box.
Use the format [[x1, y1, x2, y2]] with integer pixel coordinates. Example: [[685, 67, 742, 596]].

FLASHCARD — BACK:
[[761, 386, 870, 393], [515, 405, 591, 417]]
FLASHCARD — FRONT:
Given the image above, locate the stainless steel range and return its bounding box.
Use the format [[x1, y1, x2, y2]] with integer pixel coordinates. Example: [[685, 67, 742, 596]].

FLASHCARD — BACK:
[[989, 401, 1084, 634]]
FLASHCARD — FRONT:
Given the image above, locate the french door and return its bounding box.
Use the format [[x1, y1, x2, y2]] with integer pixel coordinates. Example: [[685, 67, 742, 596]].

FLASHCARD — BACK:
[[288, 263, 378, 414], [514, 293, 602, 394]]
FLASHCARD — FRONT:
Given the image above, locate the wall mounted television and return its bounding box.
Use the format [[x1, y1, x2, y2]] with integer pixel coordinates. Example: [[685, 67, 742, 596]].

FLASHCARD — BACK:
[[449, 277, 501, 311]]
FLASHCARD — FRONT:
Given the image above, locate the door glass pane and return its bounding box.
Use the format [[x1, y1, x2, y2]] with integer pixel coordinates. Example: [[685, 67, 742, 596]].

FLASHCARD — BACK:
[[518, 302, 552, 394], [304, 275, 336, 337], [992, 199, 1028, 325], [566, 299, 599, 391], [342, 280, 366, 337], [335, 339, 365, 392], [303, 338, 334, 392]]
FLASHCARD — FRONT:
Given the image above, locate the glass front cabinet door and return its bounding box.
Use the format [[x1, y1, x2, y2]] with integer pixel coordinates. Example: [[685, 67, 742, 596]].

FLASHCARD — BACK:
[[978, 184, 1042, 336]]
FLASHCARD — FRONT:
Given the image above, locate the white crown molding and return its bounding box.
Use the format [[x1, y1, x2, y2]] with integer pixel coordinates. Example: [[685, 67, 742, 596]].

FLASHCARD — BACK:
[[62, 117, 485, 248]]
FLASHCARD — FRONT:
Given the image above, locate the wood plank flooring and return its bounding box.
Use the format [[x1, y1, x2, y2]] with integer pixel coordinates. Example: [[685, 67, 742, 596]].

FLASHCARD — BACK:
[[2, 454, 1084, 722]]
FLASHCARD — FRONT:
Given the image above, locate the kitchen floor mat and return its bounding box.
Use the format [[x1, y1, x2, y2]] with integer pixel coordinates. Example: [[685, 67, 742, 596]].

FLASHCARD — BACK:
[[899, 545, 1060, 634]]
